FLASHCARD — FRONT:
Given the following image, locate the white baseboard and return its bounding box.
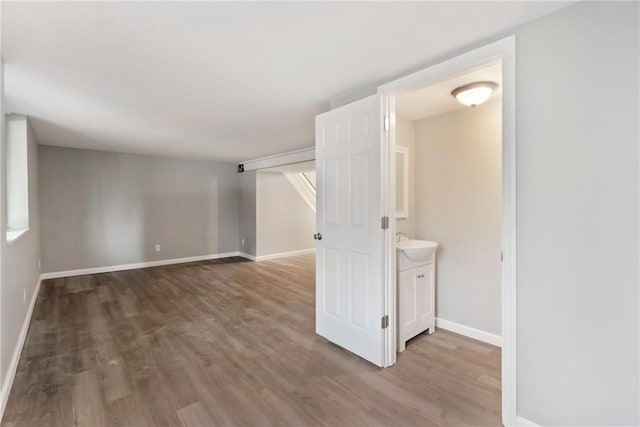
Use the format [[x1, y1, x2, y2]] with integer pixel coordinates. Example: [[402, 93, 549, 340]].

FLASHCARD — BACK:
[[238, 252, 256, 261], [39, 249, 315, 280], [255, 248, 315, 262], [516, 416, 541, 426], [40, 251, 243, 280], [436, 317, 502, 347], [0, 277, 42, 421]]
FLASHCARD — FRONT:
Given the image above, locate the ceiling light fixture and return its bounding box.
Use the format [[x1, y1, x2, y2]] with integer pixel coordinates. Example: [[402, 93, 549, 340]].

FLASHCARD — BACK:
[[451, 81, 498, 108]]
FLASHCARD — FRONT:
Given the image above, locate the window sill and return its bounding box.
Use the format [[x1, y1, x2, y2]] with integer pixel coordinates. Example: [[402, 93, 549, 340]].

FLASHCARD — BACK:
[[7, 228, 29, 245]]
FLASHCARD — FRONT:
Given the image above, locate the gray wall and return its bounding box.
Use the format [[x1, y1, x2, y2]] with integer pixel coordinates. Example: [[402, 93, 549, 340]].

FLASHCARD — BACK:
[[1, 117, 41, 389], [238, 170, 257, 257], [256, 171, 315, 257], [515, 1, 639, 424], [414, 100, 502, 336], [39, 146, 239, 272]]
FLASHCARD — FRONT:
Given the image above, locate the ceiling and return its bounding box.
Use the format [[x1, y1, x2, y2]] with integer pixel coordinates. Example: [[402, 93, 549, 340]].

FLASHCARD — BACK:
[[396, 63, 502, 121], [2, 2, 572, 162]]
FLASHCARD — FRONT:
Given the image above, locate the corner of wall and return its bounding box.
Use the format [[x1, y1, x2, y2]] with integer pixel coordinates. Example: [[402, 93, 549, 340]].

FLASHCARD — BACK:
[[0, 114, 42, 421]]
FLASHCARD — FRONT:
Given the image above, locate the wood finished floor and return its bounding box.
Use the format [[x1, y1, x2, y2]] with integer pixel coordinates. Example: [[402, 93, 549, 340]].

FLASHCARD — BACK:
[[2, 254, 501, 427]]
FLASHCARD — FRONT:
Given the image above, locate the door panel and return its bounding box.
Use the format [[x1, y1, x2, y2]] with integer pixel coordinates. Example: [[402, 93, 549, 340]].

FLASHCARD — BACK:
[[323, 248, 341, 317], [315, 94, 385, 367], [324, 158, 341, 225], [349, 251, 370, 329], [350, 153, 370, 227]]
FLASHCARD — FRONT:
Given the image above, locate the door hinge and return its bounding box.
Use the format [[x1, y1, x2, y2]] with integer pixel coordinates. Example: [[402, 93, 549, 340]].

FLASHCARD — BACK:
[[501, 251, 504, 261], [381, 216, 389, 230], [384, 115, 390, 131], [381, 315, 389, 329]]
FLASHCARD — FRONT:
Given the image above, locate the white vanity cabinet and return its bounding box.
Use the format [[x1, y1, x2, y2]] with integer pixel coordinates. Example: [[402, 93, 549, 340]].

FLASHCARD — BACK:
[[396, 240, 438, 352]]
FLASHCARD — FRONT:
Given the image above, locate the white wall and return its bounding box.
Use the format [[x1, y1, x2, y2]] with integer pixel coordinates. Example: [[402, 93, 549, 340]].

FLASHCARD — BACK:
[[39, 146, 240, 273], [414, 100, 502, 336], [0, 116, 41, 412], [256, 171, 315, 257], [515, 2, 639, 424], [395, 117, 415, 238], [403, 6, 640, 419]]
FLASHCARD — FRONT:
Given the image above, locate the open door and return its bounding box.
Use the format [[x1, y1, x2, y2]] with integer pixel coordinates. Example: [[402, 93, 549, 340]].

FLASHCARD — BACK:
[[315, 94, 388, 367]]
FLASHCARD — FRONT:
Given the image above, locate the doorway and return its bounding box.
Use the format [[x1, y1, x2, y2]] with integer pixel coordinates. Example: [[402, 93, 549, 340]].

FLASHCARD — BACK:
[[380, 36, 516, 425], [394, 61, 503, 347], [313, 36, 516, 425], [392, 58, 504, 417], [256, 161, 316, 261]]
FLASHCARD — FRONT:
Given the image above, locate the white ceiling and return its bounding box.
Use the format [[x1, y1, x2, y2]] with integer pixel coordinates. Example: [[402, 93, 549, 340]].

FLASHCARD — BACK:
[[2, 2, 572, 162], [396, 63, 502, 121]]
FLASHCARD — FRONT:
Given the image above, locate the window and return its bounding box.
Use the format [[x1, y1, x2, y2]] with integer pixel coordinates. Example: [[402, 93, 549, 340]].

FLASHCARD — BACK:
[[6, 114, 29, 243]]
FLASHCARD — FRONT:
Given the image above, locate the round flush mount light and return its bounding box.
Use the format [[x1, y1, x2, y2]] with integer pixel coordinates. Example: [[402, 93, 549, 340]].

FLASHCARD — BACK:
[[451, 81, 498, 108]]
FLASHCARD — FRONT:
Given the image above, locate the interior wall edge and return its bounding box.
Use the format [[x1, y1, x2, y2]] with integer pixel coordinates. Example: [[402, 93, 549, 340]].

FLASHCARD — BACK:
[[40, 251, 244, 280], [238, 252, 257, 262], [514, 415, 542, 427], [0, 276, 41, 422]]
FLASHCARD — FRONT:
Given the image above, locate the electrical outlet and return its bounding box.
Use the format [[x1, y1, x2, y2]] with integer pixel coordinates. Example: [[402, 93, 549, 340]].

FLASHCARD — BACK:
[[154, 244, 161, 252], [23, 288, 26, 304], [241, 238, 245, 246]]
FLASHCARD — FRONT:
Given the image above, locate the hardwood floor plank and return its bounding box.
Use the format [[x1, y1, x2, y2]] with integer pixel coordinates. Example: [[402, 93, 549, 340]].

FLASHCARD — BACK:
[[2, 254, 501, 426], [176, 402, 215, 427], [72, 369, 107, 427]]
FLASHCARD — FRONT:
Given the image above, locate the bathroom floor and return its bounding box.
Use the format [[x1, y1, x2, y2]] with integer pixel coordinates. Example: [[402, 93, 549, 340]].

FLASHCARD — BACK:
[[2, 253, 501, 427]]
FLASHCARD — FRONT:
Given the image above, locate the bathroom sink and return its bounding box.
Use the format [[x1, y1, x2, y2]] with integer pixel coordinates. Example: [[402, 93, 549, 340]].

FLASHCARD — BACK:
[[396, 240, 438, 263]]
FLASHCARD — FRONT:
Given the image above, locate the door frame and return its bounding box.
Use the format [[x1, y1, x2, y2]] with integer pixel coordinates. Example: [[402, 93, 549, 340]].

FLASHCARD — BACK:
[[377, 36, 517, 426]]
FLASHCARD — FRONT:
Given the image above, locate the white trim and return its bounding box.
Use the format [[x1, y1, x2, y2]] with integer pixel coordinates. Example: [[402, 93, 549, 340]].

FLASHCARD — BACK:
[[40, 251, 242, 279], [255, 248, 315, 262], [0, 277, 41, 421], [378, 35, 517, 426], [379, 40, 502, 95], [515, 416, 542, 427], [436, 318, 502, 347], [501, 36, 518, 427], [6, 227, 28, 245], [241, 147, 315, 172], [382, 94, 397, 368], [238, 252, 257, 262], [283, 173, 316, 212]]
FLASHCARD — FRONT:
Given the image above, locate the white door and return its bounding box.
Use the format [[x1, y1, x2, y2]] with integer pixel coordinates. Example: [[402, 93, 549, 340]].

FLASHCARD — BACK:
[[315, 94, 387, 367]]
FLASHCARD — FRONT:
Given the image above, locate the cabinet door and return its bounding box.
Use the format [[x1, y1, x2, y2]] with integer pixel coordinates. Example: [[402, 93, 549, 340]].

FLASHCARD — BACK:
[[416, 263, 434, 329], [398, 268, 420, 332], [399, 264, 434, 338]]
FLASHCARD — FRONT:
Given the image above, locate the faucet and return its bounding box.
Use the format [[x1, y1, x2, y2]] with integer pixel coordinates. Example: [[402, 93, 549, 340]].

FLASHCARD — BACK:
[[395, 232, 407, 243]]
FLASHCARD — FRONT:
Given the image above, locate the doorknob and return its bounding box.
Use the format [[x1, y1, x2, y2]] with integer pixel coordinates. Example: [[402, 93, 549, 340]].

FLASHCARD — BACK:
[[316, 233, 323, 240]]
